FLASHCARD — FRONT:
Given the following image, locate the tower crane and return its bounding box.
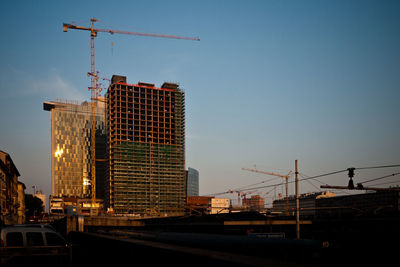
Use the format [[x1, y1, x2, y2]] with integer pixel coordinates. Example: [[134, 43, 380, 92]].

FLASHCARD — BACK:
[[63, 18, 200, 214], [242, 167, 292, 215], [226, 189, 258, 206], [227, 190, 243, 206]]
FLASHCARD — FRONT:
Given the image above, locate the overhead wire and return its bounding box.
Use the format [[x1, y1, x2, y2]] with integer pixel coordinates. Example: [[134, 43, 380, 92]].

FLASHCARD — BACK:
[[235, 176, 283, 191], [359, 172, 400, 184], [368, 180, 400, 187], [355, 164, 400, 170], [300, 173, 322, 191], [207, 169, 347, 196], [206, 165, 400, 196]]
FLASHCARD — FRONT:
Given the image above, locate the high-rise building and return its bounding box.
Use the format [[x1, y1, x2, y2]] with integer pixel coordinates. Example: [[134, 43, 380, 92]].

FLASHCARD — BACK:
[[187, 167, 199, 196], [106, 75, 186, 215], [43, 100, 107, 199]]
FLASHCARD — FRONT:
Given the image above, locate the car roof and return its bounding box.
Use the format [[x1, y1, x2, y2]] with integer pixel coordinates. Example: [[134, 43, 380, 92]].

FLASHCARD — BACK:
[[1, 225, 57, 234], [7, 224, 55, 230]]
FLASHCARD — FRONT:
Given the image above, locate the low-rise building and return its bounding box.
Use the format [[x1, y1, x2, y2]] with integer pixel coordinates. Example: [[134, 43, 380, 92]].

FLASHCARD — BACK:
[[242, 195, 265, 211], [49, 195, 103, 216], [0, 150, 21, 224], [17, 182, 26, 224], [185, 196, 230, 215], [210, 198, 230, 214]]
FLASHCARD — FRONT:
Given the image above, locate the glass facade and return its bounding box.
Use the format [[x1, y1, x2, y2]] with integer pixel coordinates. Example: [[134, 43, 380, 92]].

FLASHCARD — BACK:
[[44, 100, 106, 199], [187, 167, 199, 196]]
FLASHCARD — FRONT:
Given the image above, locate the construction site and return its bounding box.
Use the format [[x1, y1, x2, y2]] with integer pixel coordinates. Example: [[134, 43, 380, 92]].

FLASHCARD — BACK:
[[23, 17, 400, 266], [106, 75, 186, 215], [1, 0, 399, 264]]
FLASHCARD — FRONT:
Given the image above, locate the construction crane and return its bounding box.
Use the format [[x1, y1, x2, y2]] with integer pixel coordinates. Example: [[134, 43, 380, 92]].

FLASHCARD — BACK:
[[63, 18, 200, 214], [240, 190, 258, 205], [227, 190, 243, 206], [242, 167, 292, 215]]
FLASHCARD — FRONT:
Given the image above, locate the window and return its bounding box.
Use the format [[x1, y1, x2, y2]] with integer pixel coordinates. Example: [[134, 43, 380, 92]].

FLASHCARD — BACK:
[[45, 232, 66, 246], [26, 232, 44, 246], [6, 232, 23, 247]]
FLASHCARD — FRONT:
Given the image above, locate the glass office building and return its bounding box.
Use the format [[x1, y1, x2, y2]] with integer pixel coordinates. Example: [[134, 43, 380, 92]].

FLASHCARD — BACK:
[[43, 99, 106, 199], [187, 167, 199, 196]]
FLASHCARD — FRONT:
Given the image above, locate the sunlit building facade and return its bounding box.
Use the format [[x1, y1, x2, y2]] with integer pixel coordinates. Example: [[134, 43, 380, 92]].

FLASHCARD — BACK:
[[43, 99, 107, 199], [106, 75, 186, 215]]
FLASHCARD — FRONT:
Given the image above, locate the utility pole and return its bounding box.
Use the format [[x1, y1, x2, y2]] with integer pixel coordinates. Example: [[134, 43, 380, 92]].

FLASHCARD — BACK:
[[295, 160, 300, 239]]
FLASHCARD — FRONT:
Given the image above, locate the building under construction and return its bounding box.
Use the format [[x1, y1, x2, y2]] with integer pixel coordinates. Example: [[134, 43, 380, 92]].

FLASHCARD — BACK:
[[106, 75, 186, 215]]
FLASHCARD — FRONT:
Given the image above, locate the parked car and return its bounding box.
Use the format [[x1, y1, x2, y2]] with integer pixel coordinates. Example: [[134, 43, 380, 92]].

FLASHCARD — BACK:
[[0, 224, 71, 266]]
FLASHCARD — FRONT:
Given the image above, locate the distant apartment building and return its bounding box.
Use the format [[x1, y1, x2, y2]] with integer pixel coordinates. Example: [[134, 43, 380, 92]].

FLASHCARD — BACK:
[[43, 99, 107, 201], [106, 75, 186, 215], [0, 150, 24, 224], [187, 167, 199, 196]]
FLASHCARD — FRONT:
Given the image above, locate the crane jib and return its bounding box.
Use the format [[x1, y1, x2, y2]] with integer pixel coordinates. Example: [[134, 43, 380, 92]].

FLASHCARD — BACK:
[[63, 23, 200, 41]]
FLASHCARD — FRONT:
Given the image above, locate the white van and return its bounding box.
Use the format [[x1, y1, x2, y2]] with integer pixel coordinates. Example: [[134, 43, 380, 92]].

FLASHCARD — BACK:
[[0, 224, 70, 266]]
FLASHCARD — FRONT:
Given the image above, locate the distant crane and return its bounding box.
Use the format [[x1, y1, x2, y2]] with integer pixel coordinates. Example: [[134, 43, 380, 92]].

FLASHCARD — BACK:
[[227, 190, 243, 206], [240, 190, 258, 206], [63, 18, 200, 214], [242, 167, 292, 215]]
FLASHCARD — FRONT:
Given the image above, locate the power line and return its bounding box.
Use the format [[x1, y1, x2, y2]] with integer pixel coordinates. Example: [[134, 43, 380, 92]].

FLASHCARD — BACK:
[[235, 176, 283, 191], [356, 164, 400, 170], [207, 169, 346, 195], [206, 164, 400, 196], [369, 180, 400, 187], [359, 172, 400, 184]]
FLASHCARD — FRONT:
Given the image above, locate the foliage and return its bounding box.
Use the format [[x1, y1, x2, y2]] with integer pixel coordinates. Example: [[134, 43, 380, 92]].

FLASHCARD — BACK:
[[25, 194, 44, 218]]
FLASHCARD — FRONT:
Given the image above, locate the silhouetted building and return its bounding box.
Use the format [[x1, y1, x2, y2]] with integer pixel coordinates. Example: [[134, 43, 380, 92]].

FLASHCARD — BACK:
[[106, 75, 186, 215], [272, 191, 336, 216]]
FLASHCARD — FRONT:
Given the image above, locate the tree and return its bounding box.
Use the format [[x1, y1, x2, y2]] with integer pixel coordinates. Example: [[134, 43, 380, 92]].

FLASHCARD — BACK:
[[25, 194, 44, 219]]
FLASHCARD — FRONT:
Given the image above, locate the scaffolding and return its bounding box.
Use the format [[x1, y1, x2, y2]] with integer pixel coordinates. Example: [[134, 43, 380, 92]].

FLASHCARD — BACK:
[[106, 77, 185, 215]]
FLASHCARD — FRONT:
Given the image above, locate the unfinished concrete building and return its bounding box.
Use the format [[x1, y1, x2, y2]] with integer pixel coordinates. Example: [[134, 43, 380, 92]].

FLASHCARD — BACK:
[[106, 75, 186, 215]]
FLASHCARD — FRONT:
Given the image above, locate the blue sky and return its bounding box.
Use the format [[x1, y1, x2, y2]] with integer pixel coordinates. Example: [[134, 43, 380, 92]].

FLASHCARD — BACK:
[[1, 0, 399, 205]]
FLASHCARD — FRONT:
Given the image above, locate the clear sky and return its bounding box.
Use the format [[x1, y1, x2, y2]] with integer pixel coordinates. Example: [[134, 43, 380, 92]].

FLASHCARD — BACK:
[[1, 0, 399, 206]]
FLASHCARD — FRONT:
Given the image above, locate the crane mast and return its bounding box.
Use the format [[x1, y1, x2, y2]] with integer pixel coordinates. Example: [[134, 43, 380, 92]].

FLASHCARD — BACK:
[[63, 18, 199, 215], [90, 18, 97, 214], [242, 167, 292, 215]]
